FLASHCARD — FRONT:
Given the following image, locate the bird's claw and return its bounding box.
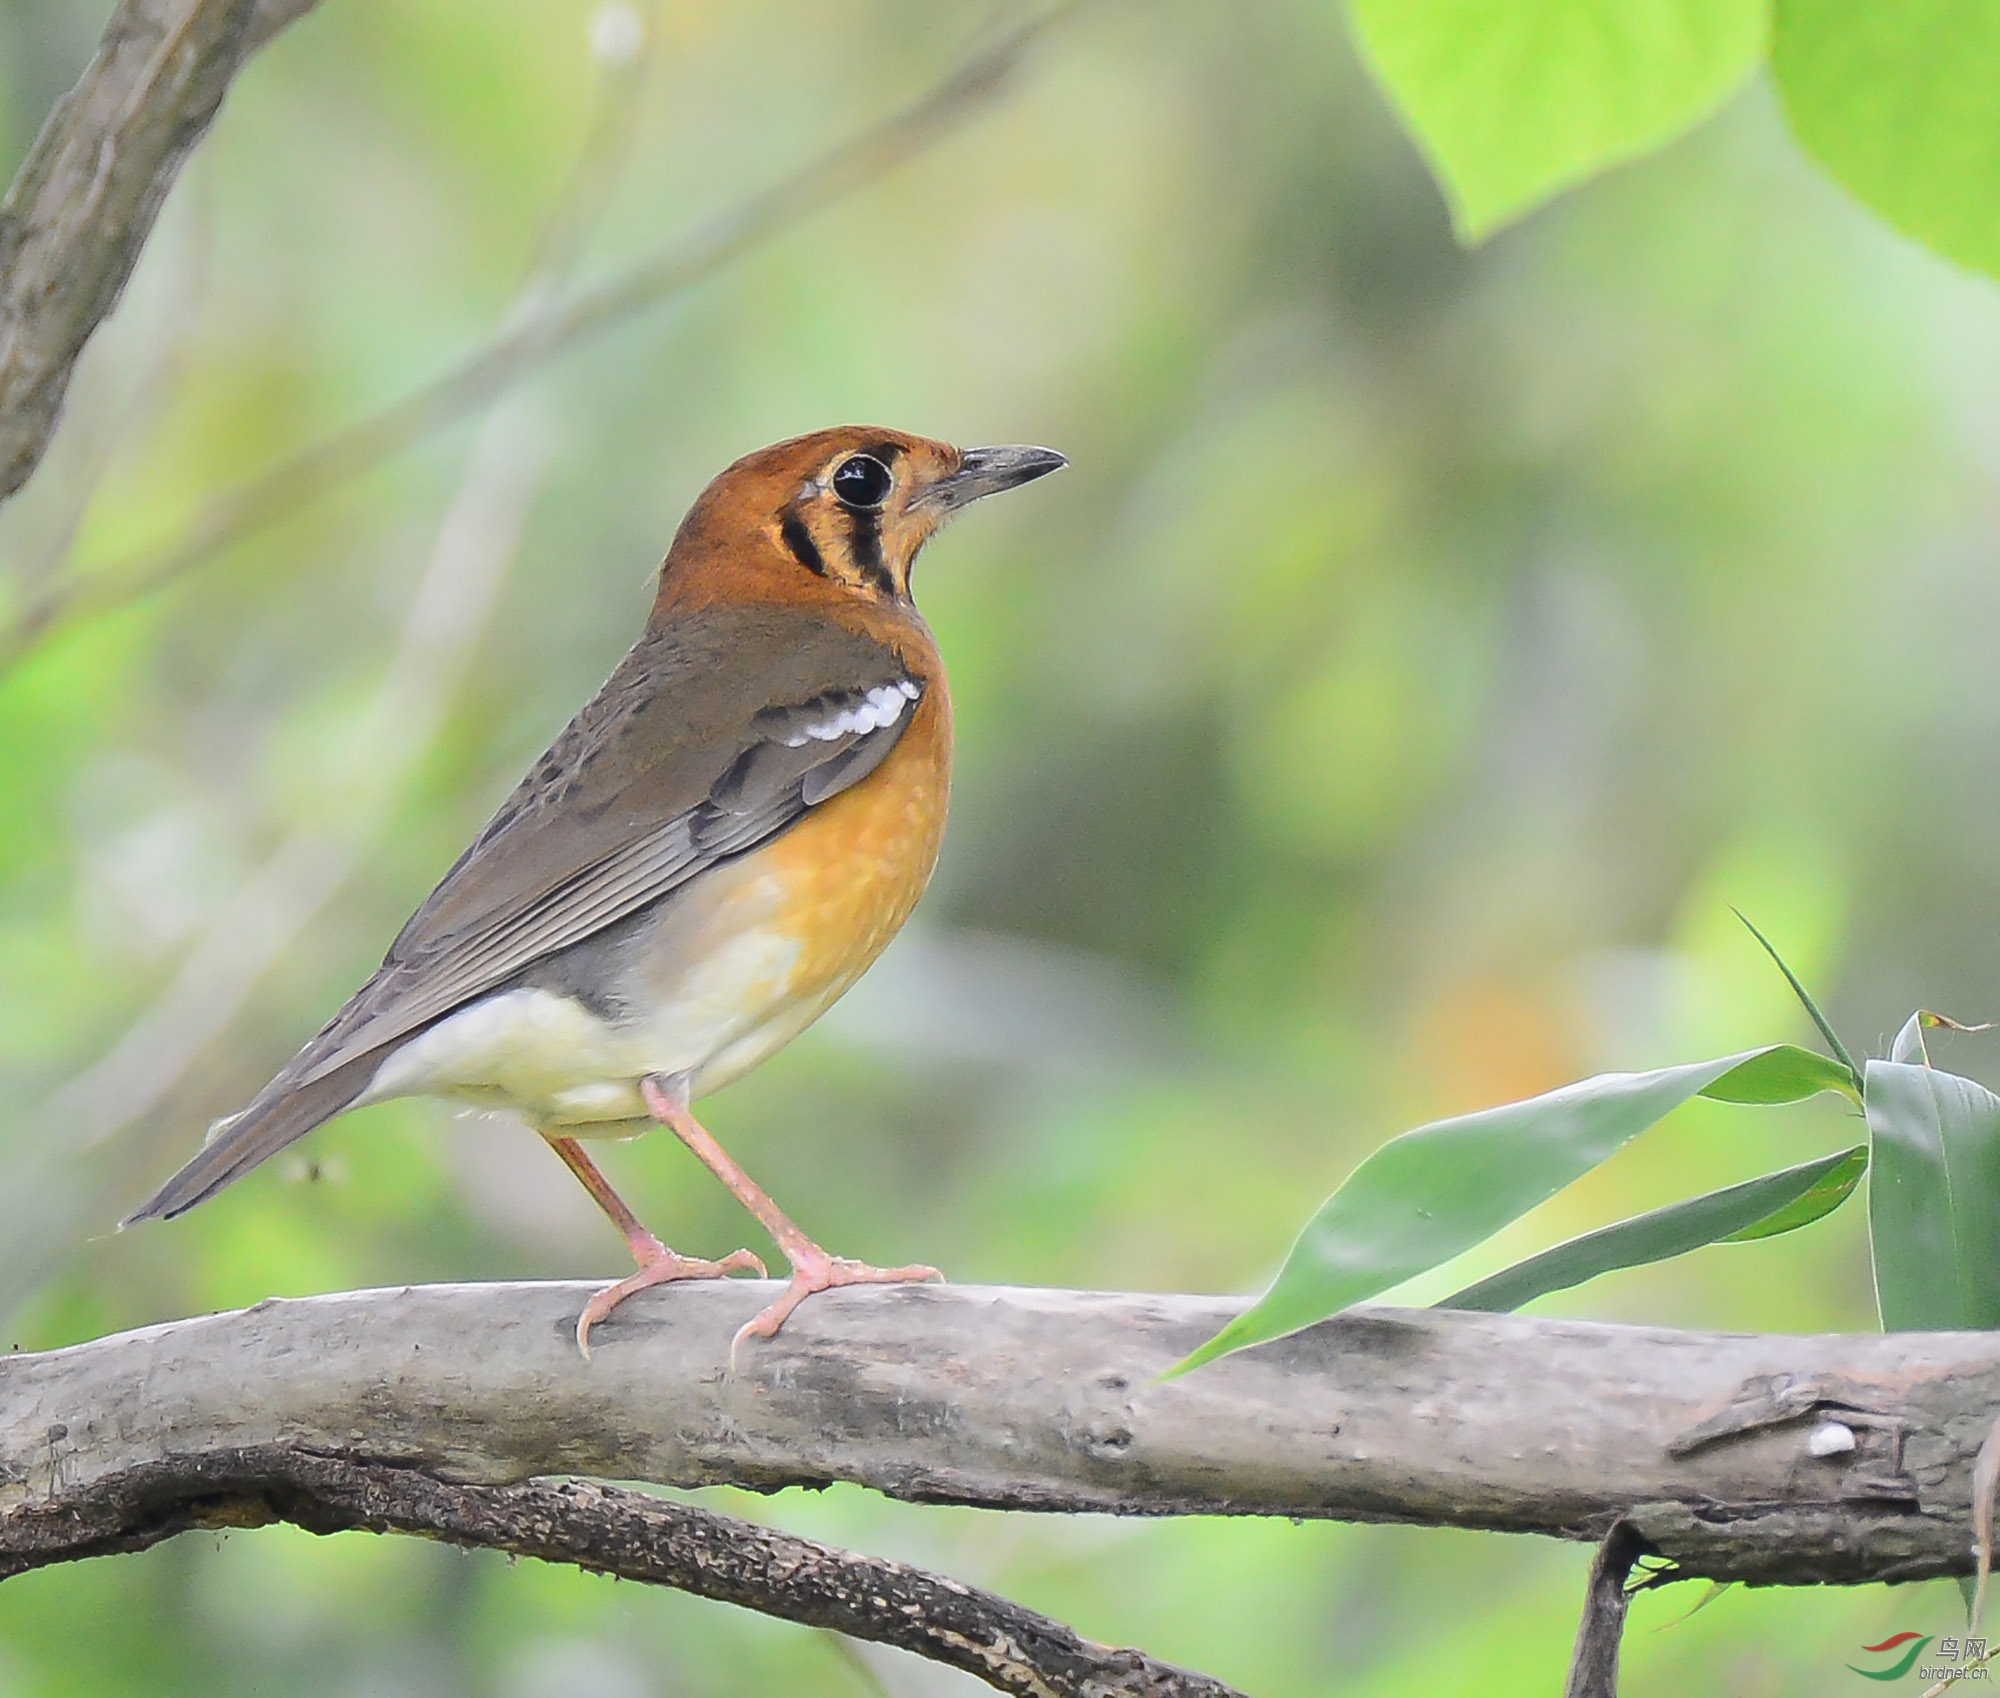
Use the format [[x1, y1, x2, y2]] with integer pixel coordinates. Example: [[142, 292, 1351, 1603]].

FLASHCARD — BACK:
[[728, 1252, 944, 1366], [574, 1244, 766, 1358]]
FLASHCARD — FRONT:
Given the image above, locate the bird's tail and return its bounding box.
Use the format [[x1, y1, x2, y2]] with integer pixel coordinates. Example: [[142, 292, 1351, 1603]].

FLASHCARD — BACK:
[[124, 1052, 381, 1224]]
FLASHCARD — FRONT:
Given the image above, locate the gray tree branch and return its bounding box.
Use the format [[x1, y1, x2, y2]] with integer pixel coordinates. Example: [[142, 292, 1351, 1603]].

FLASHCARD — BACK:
[[0, 0, 320, 506], [3, 1280, 1995, 1587]]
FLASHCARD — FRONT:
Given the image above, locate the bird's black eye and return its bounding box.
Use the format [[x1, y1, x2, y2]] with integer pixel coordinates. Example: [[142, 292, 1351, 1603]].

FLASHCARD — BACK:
[[831, 453, 893, 509]]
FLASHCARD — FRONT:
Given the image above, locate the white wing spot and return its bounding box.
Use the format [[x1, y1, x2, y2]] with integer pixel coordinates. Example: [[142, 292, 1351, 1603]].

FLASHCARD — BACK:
[[781, 683, 919, 747]]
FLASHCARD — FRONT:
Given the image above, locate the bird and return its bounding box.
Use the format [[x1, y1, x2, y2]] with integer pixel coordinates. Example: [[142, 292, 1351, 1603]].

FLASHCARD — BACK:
[[126, 425, 1066, 1354]]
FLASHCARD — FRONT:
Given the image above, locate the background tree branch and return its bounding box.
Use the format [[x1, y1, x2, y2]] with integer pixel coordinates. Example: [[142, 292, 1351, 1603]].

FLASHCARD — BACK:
[[4, 1280, 1994, 1588], [0, 0, 1089, 668], [1, 1448, 1244, 1698], [0, 0, 320, 507], [0, 0, 659, 1320], [1564, 1523, 1652, 1698]]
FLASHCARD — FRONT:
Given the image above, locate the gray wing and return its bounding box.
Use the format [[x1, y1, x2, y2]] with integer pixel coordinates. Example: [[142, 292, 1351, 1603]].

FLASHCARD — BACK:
[[299, 673, 926, 1082]]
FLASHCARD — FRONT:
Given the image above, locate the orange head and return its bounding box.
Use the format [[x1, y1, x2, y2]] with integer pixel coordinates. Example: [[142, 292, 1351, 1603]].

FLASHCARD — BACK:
[[655, 426, 1065, 613]]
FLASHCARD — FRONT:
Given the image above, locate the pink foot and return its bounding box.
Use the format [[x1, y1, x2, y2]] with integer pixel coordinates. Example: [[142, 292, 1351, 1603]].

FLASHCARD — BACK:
[[576, 1242, 765, 1358], [732, 1245, 944, 1358], [624, 1074, 943, 1363]]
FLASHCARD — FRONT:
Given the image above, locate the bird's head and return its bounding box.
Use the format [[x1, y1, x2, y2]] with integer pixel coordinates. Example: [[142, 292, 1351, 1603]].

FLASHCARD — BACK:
[[656, 426, 1065, 611]]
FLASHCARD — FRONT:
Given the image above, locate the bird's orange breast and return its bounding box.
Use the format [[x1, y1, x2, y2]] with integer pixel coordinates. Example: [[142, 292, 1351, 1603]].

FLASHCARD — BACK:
[[762, 680, 953, 1005]]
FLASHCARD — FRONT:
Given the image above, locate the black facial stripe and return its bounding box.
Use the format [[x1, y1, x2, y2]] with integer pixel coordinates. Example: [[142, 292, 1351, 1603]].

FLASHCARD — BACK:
[[844, 505, 897, 597], [779, 511, 828, 577], [860, 440, 906, 465]]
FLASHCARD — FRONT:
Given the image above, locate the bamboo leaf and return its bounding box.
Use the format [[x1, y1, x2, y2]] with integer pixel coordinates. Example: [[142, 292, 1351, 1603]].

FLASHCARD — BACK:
[[1175, 1044, 1845, 1374], [1864, 1055, 2000, 1330], [1722, 1144, 1867, 1240], [1732, 908, 1863, 1096], [1439, 1145, 1864, 1312], [1698, 1041, 1858, 1107]]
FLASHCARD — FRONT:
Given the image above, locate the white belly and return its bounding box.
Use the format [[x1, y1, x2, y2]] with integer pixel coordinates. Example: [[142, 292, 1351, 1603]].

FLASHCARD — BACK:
[[358, 921, 806, 1129]]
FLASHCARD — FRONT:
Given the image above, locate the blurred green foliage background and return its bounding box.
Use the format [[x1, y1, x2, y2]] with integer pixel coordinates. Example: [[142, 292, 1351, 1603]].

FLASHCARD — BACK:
[[2, 1, 1996, 1692]]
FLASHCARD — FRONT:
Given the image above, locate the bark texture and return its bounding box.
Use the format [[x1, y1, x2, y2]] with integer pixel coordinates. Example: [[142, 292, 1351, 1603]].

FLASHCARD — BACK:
[[3, 1279, 1995, 1585]]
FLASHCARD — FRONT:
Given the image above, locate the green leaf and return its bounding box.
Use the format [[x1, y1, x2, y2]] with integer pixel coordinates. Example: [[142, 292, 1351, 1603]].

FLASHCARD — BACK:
[[1721, 1144, 1867, 1240], [1174, 1044, 1843, 1374], [1865, 1055, 2000, 1329], [1348, 0, 1768, 241], [1890, 1009, 1996, 1067], [1439, 1145, 1865, 1312], [1732, 907, 1864, 1097], [1652, 1580, 1737, 1633], [1774, 0, 2000, 281], [1697, 1041, 1859, 1106], [1891, 1009, 1931, 1067]]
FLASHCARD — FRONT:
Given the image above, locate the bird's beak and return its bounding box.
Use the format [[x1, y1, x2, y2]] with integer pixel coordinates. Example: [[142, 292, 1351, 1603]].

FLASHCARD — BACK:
[[921, 444, 1068, 514]]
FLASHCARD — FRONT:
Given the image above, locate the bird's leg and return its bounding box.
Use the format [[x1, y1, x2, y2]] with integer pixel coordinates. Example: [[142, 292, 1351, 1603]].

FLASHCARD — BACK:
[[640, 1073, 943, 1354], [545, 1133, 765, 1358], [546, 1134, 671, 1266]]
